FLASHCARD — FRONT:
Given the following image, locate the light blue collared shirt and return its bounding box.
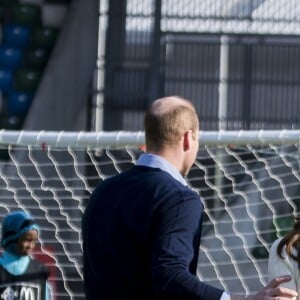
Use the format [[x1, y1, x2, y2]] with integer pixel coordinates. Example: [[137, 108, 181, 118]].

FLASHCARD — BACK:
[[136, 153, 188, 186]]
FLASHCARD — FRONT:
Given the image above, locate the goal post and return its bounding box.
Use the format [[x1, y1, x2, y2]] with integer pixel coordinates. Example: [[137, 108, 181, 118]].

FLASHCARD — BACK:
[[0, 129, 299, 299]]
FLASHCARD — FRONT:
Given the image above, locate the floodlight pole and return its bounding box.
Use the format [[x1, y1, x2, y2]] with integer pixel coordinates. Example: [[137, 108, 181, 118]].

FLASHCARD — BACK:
[[213, 34, 229, 215], [218, 34, 229, 131], [94, 0, 108, 132]]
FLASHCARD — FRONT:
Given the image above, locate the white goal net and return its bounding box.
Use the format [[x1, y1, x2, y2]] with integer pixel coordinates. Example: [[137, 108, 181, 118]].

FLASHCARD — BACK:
[[0, 129, 299, 299]]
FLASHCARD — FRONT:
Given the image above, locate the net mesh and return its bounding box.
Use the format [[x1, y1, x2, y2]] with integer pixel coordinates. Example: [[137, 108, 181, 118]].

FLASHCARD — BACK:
[[0, 130, 299, 298]]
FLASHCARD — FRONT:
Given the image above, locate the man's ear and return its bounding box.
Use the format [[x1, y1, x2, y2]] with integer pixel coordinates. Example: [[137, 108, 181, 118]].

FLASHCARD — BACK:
[[183, 130, 191, 151]]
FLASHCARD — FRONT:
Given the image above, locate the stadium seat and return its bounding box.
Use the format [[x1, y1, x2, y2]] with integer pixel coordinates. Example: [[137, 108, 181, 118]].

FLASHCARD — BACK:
[[0, 113, 23, 160], [24, 46, 49, 70], [0, 113, 23, 129], [0, 0, 18, 22], [0, 3, 16, 24], [14, 68, 42, 92], [0, 45, 23, 70], [7, 89, 33, 118], [45, 0, 71, 3], [0, 0, 18, 5], [3, 23, 31, 48], [19, 0, 44, 5], [0, 5, 6, 23], [31, 25, 58, 50], [10, 3, 42, 27], [0, 67, 13, 92], [251, 245, 269, 259], [270, 216, 294, 241]]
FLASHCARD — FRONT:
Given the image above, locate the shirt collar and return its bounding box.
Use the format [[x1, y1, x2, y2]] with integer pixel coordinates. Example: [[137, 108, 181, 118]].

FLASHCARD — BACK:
[[136, 153, 188, 186]]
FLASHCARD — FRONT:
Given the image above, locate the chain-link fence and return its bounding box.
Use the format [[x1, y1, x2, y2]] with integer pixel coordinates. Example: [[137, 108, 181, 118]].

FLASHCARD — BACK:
[[93, 0, 300, 131]]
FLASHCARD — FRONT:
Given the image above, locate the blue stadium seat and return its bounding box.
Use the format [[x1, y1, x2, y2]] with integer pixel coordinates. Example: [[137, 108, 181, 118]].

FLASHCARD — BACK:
[[0, 67, 13, 92], [7, 89, 33, 118], [3, 23, 31, 48], [0, 45, 23, 70]]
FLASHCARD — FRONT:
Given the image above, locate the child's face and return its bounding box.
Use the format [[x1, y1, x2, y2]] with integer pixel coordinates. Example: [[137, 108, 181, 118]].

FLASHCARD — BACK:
[[15, 230, 38, 256]]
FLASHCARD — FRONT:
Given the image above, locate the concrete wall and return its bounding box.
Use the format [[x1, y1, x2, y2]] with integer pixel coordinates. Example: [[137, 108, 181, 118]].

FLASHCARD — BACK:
[[23, 0, 99, 131]]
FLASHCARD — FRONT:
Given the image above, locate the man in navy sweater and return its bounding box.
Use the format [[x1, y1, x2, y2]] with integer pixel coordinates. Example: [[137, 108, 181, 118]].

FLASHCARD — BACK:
[[82, 96, 297, 300]]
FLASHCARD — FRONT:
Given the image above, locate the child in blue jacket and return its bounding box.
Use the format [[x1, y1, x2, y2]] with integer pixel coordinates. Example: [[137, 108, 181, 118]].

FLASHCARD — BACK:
[[0, 210, 52, 300]]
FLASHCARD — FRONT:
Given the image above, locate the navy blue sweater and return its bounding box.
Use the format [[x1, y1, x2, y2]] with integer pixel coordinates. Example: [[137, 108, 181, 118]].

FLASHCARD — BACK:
[[82, 165, 224, 300]]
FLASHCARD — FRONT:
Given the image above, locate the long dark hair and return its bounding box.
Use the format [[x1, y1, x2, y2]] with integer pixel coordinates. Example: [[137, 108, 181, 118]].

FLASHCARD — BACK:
[[277, 216, 300, 269]]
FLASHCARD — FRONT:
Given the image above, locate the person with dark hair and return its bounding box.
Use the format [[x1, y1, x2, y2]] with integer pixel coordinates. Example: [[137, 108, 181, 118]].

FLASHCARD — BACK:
[[82, 96, 298, 300], [268, 216, 300, 299], [0, 210, 52, 300]]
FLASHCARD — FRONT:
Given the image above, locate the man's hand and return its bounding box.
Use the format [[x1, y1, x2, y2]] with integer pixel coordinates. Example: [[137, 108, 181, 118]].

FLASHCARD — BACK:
[[231, 276, 298, 300], [249, 276, 298, 300]]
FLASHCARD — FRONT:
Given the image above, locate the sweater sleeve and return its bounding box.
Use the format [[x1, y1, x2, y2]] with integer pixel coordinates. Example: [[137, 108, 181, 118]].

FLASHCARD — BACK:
[[151, 188, 224, 300]]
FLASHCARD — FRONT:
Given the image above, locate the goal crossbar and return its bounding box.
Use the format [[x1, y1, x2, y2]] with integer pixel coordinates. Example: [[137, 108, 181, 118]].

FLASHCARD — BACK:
[[1, 129, 300, 147]]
